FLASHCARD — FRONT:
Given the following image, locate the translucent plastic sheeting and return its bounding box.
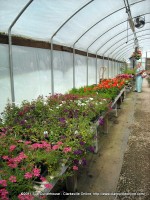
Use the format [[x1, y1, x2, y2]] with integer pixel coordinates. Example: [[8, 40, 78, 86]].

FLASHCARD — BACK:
[[55, 0, 124, 47], [12, 45, 52, 104], [53, 51, 73, 94], [88, 57, 96, 85], [1, 0, 149, 59], [75, 54, 87, 88], [0, 0, 89, 40], [0, 44, 11, 113], [1, 43, 114, 112]]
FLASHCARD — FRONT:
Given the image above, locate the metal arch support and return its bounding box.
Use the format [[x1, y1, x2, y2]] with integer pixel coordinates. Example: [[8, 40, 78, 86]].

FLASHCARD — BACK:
[[8, 0, 34, 105], [111, 34, 150, 58], [116, 39, 150, 60], [102, 30, 150, 57], [118, 49, 134, 60], [72, 0, 146, 87], [108, 33, 150, 58], [75, 5, 127, 85], [50, 0, 94, 93], [94, 12, 150, 56], [87, 12, 150, 52], [85, 0, 148, 54], [73, 0, 145, 47], [112, 31, 150, 58], [118, 42, 150, 60], [73, 1, 134, 86], [117, 40, 150, 60], [118, 44, 150, 61], [95, 25, 150, 55]]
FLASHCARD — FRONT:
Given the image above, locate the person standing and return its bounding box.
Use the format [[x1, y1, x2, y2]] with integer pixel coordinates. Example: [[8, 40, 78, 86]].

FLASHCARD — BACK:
[[134, 62, 145, 93]]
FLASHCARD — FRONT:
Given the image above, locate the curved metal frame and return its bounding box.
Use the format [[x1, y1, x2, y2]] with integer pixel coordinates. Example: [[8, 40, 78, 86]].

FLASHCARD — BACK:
[[6, 0, 149, 99], [116, 39, 150, 60], [118, 41, 150, 60], [112, 34, 150, 59], [118, 41, 150, 59], [118, 42, 150, 60], [50, 0, 94, 93], [87, 12, 150, 53], [8, 0, 34, 104], [102, 31, 150, 58], [72, 0, 145, 85], [95, 25, 150, 55]]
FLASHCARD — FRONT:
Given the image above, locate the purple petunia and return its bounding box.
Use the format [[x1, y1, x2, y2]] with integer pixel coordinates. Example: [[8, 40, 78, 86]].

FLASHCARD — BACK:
[[81, 158, 87, 166], [98, 117, 104, 126], [74, 149, 83, 155], [87, 146, 95, 153]]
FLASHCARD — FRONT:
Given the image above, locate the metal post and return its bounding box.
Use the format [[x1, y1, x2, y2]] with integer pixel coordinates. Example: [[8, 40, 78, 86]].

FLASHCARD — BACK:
[[50, 39, 54, 94], [86, 50, 89, 86], [145, 51, 147, 70], [96, 53, 98, 84], [8, 0, 34, 104], [108, 57, 109, 78], [50, 1, 94, 94], [73, 46, 75, 88]]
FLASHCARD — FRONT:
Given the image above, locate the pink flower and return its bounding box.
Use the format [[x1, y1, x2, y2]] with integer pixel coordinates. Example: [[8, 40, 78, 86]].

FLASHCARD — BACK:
[[18, 140, 23, 143], [19, 152, 28, 159], [9, 145, 16, 152], [0, 188, 9, 200], [31, 143, 43, 149], [44, 183, 53, 189], [24, 141, 31, 145], [9, 176, 17, 183], [63, 147, 72, 153], [52, 145, 59, 150], [57, 141, 63, 145], [2, 156, 9, 160], [0, 180, 7, 187], [0, 133, 6, 138], [40, 176, 47, 182], [18, 194, 34, 200], [7, 161, 18, 168], [24, 172, 33, 179], [73, 166, 78, 171], [41, 141, 51, 148], [33, 168, 40, 177]]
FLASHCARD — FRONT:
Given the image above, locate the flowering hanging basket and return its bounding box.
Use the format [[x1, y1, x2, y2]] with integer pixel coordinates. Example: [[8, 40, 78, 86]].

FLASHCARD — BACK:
[[131, 50, 142, 60]]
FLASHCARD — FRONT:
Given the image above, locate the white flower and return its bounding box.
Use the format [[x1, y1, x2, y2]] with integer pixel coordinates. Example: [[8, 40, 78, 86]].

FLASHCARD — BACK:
[[74, 130, 79, 135], [89, 98, 93, 100], [49, 176, 54, 180], [44, 131, 48, 135], [79, 160, 82, 165]]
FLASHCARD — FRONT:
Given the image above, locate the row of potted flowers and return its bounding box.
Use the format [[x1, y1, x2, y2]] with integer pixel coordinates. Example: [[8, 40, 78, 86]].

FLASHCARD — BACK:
[[0, 76, 133, 199]]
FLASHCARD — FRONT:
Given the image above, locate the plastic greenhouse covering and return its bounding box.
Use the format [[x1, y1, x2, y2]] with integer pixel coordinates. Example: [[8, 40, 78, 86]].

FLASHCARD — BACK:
[[0, 0, 150, 113]]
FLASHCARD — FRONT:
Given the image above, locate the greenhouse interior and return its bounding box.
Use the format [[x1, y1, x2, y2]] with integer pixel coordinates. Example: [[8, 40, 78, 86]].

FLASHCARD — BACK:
[[0, 0, 150, 199]]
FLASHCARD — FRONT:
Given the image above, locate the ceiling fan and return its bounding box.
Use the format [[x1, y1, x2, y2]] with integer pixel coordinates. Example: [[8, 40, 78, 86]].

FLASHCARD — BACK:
[[134, 16, 145, 29]]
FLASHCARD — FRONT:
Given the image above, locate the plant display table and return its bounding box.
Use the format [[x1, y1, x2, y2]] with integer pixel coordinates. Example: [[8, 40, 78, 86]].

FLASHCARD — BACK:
[[0, 75, 133, 199]]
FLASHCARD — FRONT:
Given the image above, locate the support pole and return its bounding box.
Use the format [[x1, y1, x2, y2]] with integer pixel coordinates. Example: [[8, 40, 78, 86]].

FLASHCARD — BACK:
[[8, 0, 34, 104]]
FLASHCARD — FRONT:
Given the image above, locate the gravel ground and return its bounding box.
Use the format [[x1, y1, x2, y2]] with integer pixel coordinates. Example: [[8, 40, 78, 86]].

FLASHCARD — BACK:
[[116, 79, 150, 200]]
